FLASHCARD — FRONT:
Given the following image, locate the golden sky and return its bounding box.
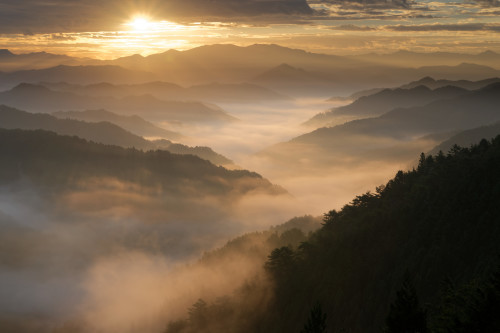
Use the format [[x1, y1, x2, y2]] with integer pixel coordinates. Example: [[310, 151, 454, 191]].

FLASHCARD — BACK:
[[0, 0, 499, 58]]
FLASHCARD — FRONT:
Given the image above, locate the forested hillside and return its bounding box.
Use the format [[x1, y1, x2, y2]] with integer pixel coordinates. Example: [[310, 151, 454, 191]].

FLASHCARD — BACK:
[[0, 129, 282, 197], [167, 136, 500, 332]]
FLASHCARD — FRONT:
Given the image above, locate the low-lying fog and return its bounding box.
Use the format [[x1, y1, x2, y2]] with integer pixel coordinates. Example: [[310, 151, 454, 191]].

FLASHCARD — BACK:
[[172, 98, 411, 215], [1, 96, 420, 333]]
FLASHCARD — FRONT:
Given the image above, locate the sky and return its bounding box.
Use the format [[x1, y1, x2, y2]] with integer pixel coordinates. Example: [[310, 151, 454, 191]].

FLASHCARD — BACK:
[[0, 0, 499, 58]]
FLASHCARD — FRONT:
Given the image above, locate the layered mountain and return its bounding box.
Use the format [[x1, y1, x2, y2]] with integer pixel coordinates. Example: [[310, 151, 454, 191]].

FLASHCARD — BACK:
[[327, 87, 385, 102], [40, 81, 289, 103], [399, 76, 500, 90], [52, 109, 184, 140], [250, 60, 500, 98], [262, 82, 500, 169], [251, 63, 338, 97], [0, 49, 93, 71], [416, 63, 500, 81], [428, 121, 500, 156], [0, 83, 236, 123], [307, 85, 470, 127], [0, 128, 288, 321], [0, 128, 276, 193], [109, 44, 363, 85], [0, 65, 156, 90], [327, 77, 500, 103], [351, 49, 500, 69], [2, 46, 499, 99], [0, 105, 232, 165]]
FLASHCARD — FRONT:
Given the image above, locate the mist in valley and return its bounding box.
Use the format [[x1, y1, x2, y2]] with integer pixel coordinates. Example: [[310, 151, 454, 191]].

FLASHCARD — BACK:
[[1, 15, 500, 331], [0, 85, 446, 332]]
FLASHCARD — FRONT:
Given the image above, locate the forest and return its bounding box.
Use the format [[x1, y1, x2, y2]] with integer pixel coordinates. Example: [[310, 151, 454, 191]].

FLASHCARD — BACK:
[[165, 137, 500, 333]]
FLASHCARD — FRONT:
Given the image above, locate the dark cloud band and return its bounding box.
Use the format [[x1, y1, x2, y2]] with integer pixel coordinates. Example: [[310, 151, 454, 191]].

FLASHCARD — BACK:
[[0, 0, 313, 34], [387, 23, 500, 32]]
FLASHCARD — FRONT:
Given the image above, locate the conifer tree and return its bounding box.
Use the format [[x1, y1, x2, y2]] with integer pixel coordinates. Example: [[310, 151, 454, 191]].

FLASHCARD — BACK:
[[386, 272, 428, 333], [300, 302, 327, 333]]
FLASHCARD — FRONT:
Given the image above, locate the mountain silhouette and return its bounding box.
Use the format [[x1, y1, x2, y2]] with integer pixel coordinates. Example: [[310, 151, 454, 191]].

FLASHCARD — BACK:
[[40, 81, 289, 103], [307, 84, 470, 127], [52, 109, 184, 140], [0, 65, 157, 90], [0, 105, 232, 165], [0, 83, 236, 123], [261, 82, 500, 170]]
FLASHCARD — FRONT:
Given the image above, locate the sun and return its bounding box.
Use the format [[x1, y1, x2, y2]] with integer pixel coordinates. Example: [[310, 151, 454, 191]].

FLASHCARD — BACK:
[[127, 16, 154, 32]]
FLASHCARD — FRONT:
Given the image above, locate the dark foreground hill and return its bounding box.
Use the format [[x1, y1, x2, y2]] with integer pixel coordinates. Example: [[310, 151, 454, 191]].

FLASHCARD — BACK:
[[167, 136, 500, 332], [0, 129, 282, 198]]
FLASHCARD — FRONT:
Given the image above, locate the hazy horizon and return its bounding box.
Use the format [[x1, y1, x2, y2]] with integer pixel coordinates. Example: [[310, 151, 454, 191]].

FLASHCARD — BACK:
[[1, 1, 500, 332]]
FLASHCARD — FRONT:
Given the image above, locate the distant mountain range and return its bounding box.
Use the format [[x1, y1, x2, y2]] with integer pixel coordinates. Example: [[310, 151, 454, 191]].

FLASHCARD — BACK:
[[0, 65, 156, 90], [249, 61, 500, 97], [328, 77, 500, 102], [428, 121, 500, 156], [52, 109, 183, 140], [40, 81, 289, 103], [399, 76, 500, 91], [0, 83, 236, 124], [300, 82, 500, 142], [3, 46, 499, 74], [0, 105, 232, 166], [307, 85, 471, 127], [352, 49, 500, 69], [262, 82, 500, 169], [0, 49, 94, 71], [2, 45, 500, 98], [250, 63, 339, 97]]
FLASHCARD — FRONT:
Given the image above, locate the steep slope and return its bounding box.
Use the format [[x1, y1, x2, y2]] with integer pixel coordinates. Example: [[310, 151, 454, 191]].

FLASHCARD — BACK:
[[0, 106, 232, 165], [0, 128, 284, 201], [260, 136, 500, 333], [168, 136, 500, 333]]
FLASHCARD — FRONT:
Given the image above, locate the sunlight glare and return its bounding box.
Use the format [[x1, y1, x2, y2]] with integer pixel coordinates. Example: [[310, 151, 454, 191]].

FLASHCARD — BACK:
[[127, 16, 154, 32]]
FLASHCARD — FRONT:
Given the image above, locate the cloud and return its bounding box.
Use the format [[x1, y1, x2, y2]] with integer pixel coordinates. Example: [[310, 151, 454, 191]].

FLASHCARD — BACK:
[[162, 0, 314, 19], [0, 0, 314, 34], [329, 24, 377, 31], [471, 0, 500, 7], [386, 23, 500, 32], [312, 0, 415, 10]]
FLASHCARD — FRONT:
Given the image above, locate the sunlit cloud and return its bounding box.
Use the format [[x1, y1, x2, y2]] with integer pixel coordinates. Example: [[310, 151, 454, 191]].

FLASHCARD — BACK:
[[0, 0, 499, 57]]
